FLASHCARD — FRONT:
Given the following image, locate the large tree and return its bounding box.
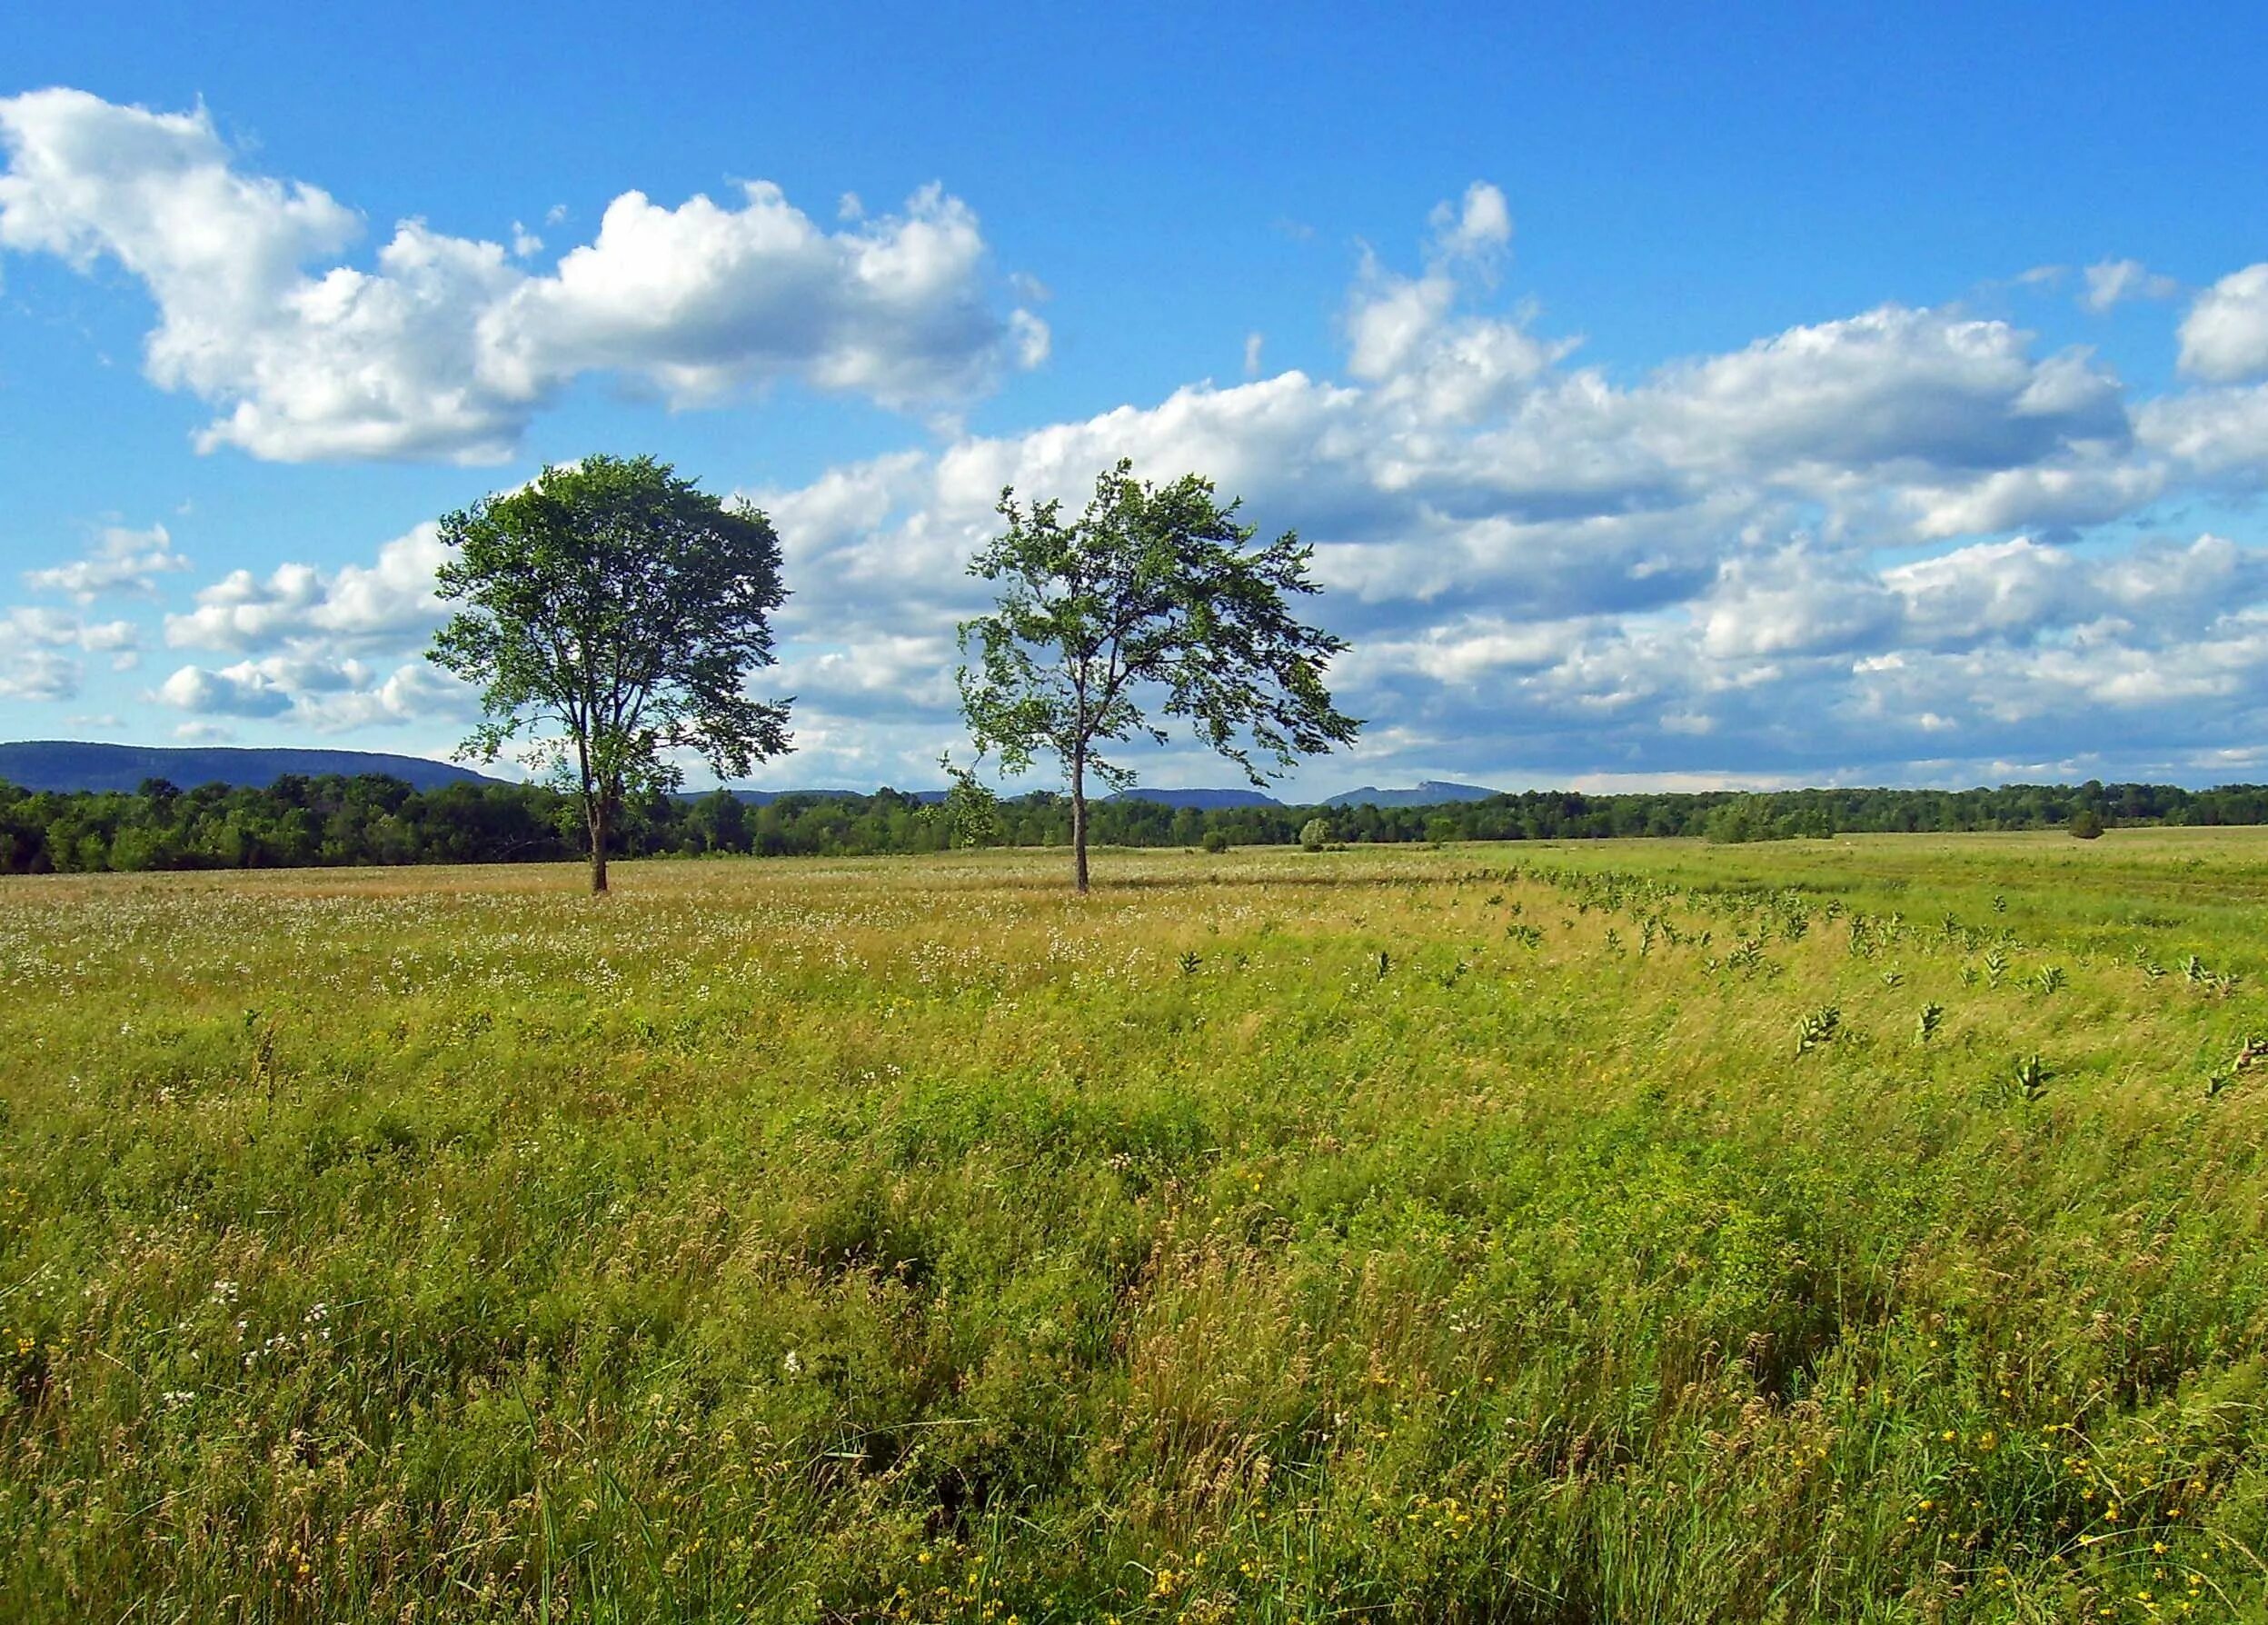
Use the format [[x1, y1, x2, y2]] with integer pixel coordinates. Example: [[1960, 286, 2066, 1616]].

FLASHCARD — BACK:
[[426, 454, 792, 892], [958, 460, 1359, 892]]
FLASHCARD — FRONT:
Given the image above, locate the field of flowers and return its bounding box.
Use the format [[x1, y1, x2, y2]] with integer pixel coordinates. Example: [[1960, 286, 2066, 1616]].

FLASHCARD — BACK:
[[4, 831, 2266, 1621]]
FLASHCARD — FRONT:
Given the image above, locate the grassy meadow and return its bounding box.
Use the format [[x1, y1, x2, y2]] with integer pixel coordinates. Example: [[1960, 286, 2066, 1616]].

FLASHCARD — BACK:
[[4, 831, 2268, 1621]]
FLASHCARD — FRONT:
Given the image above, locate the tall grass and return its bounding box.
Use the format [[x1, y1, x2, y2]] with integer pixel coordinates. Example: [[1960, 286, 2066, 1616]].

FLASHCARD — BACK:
[[3, 831, 2264, 1620]]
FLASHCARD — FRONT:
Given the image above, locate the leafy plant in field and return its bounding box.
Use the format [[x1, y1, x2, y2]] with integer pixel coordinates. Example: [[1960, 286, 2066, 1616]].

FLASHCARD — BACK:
[[1983, 948, 2010, 988], [1915, 1003, 1944, 1044], [2034, 964, 2067, 994], [242, 1007, 281, 1098], [1796, 1004, 1841, 1055], [2010, 1052, 2052, 1103]]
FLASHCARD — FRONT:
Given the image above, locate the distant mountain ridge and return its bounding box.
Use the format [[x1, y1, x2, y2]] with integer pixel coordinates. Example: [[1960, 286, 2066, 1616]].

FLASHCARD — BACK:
[[713, 787, 949, 805], [2, 745, 1510, 812], [1104, 787, 1284, 810], [1321, 780, 1500, 810], [0, 741, 500, 794]]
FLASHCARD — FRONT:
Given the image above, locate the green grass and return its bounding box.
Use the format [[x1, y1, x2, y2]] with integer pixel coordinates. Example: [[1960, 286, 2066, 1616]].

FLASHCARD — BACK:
[[4, 831, 2267, 1621]]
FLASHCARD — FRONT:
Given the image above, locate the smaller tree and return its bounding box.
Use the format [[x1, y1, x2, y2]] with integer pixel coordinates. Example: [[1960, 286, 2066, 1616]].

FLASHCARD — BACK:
[[2069, 808, 2105, 840], [926, 755, 1000, 849], [1299, 816, 1333, 852], [427, 454, 792, 893], [958, 461, 1360, 892]]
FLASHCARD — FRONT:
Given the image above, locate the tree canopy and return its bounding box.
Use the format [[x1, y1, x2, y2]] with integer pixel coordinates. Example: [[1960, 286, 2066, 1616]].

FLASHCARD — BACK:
[[958, 460, 1359, 891], [426, 454, 792, 892]]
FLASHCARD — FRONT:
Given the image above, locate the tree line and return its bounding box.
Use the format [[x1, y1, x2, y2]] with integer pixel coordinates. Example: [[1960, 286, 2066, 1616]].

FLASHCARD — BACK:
[[5, 773, 2265, 875]]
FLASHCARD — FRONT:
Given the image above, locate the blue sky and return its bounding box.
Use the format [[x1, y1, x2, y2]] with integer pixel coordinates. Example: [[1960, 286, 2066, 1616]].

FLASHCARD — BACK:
[[5, 2, 2268, 794]]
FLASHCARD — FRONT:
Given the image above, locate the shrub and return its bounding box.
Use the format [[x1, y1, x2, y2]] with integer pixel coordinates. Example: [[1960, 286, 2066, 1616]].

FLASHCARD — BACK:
[[1200, 829, 1231, 854], [2069, 808, 2105, 839], [1298, 816, 1333, 852]]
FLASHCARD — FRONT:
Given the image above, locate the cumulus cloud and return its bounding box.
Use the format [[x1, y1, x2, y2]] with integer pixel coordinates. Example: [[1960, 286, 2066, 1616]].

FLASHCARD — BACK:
[[1344, 183, 1567, 420], [0, 604, 142, 701], [153, 652, 474, 733], [1427, 182, 1513, 264], [21, 522, 190, 600], [703, 188, 2268, 790], [154, 661, 294, 717], [745, 277, 2141, 659], [0, 88, 1048, 461], [164, 524, 450, 653], [0, 649, 80, 703], [5, 605, 137, 651], [2081, 258, 2177, 314], [2179, 264, 2268, 383], [45, 175, 2268, 791], [2134, 383, 2268, 482], [142, 523, 482, 735]]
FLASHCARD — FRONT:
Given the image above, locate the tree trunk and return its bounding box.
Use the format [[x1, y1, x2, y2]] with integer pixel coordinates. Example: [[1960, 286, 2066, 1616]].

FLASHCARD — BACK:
[[588, 794, 611, 894], [1069, 748, 1089, 894]]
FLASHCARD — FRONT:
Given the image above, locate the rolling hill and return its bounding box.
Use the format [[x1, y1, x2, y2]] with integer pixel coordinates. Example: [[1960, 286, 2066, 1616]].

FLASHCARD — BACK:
[[0, 741, 502, 794], [1320, 781, 1501, 810], [1103, 787, 1285, 810]]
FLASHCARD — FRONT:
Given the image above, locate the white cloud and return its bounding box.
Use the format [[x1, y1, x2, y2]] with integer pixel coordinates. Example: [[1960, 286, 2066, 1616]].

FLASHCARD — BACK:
[[2081, 258, 2176, 313], [1903, 458, 2165, 538], [0, 88, 1048, 462], [0, 604, 141, 701], [2179, 264, 2268, 383], [22, 522, 190, 600], [4, 604, 137, 650], [0, 649, 79, 702], [151, 650, 473, 733], [2134, 382, 2268, 484], [709, 190, 2268, 789], [288, 662, 477, 733], [154, 661, 294, 717], [1427, 181, 1513, 265], [1698, 546, 1898, 660], [164, 523, 449, 652], [40, 174, 2268, 793]]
